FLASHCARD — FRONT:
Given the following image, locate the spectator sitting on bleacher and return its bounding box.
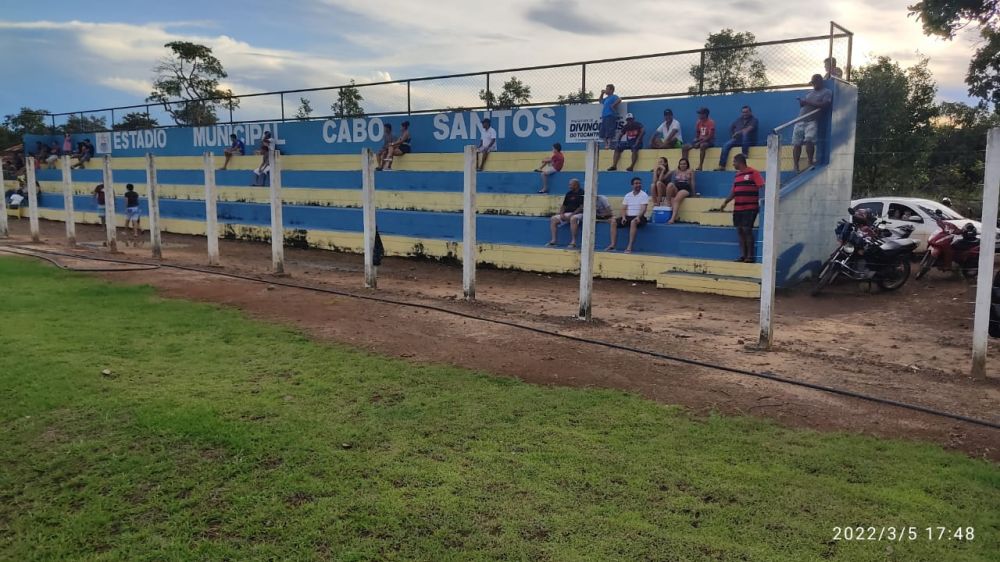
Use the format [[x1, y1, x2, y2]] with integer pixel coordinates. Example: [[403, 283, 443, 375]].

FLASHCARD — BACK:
[[546, 178, 585, 247], [682, 107, 715, 171], [792, 74, 833, 173], [71, 139, 93, 169], [251, 136, 272, 186], [535, 142, 565, 193], [62, 133, 73, 155], [221, 133, 245, 170], [569, 194, 617, 249], [380, 121, 411, 171], [664, 157, 696, 224], [13, 153, 25, 176], [651, 157, 671, 206], [45, 141, 61, 169], [476, 118, 497, 171], [33, 142, 48, 167], [6, 187, 26, 209], [607, 113, 644, 172], [375, 123, 396, 171], [650, 109, 682, 149], [93, 183, 106, 226], [609, 176, 650, 254], [714, 105, 758, 171]]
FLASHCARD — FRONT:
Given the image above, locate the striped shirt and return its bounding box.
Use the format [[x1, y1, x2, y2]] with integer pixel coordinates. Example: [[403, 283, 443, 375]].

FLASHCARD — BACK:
[[731, 167, 764, 212]]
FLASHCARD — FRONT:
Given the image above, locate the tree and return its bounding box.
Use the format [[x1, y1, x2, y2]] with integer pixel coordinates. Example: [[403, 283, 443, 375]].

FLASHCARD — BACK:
[[61, 114, 108, 133], [147, 41, 239, 126], [331, 81, 365, 118], [1, 107, 51, 148], [294, 97, 314, 121], [479, 76, 532, 109], [909, 1, 1000, 109], [688, 29, 769, 93], [556, 89, 595, 104], [926, 101, 1000, 198], [113, 112, 160, 131], [852, 56, 939, 196]]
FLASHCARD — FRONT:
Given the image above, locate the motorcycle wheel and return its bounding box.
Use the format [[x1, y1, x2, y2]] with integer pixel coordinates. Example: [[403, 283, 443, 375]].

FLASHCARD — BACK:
[[914, 252, 934, 280], [811, 259, 839, 296], [876, 258, 911, 291], [960, 258, 978, 280]]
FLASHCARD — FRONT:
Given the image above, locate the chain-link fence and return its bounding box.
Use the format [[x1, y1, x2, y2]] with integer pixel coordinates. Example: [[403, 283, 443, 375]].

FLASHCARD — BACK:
[[24, 25, 852, 133]]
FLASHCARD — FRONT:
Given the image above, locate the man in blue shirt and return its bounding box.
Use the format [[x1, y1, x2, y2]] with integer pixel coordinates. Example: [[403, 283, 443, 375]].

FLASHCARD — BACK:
[[598, 84, 621, 149], [221, 133, 246, 170]]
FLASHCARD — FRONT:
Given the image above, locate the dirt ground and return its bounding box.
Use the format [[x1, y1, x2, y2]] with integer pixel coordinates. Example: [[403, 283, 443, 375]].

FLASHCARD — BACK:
[[4, 220, 999, 461]]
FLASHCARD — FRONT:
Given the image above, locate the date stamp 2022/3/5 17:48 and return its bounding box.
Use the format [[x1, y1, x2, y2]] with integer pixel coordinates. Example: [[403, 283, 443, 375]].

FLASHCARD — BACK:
[[832, 526, 975, 542]]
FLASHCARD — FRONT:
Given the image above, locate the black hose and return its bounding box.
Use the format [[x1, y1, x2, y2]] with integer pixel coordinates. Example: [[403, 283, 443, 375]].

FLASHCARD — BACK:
[[3, 242, 999, 432], [0, 246, 160, 272]]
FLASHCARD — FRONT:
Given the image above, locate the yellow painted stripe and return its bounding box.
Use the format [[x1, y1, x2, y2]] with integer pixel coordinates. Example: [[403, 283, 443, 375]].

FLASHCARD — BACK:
[[656, 272, 761, 298]]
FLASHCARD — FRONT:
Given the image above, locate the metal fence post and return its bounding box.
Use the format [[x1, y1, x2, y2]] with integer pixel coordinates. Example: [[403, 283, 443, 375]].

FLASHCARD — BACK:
[[971, 127, 1000, 379], [578, 141, 599, 320], [102, 155, 117, 252], [758, 133, 781, 349], [280, 93, 286, 122], [407, 81, 412, 114], [204, 152, 220, 266], [26, 158, 40, 242], [698, 51, 706, 94], [269, 147, 285, 274], [463, 145, 477, 300], [61, 155, 76, 245], [146, 153, 162, 259], [362, 148, 377, 289], [581, 63, 587, 95], [485, 73, 492, 109]]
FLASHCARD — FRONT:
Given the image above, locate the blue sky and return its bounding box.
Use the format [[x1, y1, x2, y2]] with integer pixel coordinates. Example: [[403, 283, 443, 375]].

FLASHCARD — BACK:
[[0, 0, 983, 126]]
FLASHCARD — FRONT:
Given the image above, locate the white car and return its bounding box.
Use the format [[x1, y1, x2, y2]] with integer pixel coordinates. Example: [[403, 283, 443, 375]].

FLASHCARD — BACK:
[[850, 197, 981, 253]]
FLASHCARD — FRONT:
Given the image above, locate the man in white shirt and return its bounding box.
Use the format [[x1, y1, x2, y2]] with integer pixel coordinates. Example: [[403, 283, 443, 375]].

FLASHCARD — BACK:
[[650, 109, 683, 149], [476, 118, 497, 171], [608, 177, 649, 253]]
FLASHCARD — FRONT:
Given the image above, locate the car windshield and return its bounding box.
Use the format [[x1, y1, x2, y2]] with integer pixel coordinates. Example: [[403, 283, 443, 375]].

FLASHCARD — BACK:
[[917, 203, 963, 221]]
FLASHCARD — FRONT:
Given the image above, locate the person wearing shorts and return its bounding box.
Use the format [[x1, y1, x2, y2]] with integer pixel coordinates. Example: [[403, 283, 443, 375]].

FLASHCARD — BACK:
[[717, 154, 764, 263], [650, 109, 683, 149], [93, 183, 107, 227], [546, 178, 584, 247], [476, 118, 497, 171], [378, 120, 411, 171], [682, 108, 715, 171], [598, 84, 621, 149], [569, 193, 617, 249], [607, 114, 644, 172], [793, 74, 832, 173], [535, 143, 565, 193], [607, 176, 649, 254], [124, 183, 141, 239], [221, 133, 245, 170]]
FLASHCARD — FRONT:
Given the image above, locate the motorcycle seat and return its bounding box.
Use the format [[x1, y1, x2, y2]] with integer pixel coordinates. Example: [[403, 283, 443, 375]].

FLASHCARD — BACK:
[[879, 238, 918, 255]]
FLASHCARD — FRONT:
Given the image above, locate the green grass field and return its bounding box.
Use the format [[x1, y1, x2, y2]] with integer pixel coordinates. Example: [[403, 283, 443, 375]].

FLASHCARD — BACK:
[[0, 256, 997, 561]]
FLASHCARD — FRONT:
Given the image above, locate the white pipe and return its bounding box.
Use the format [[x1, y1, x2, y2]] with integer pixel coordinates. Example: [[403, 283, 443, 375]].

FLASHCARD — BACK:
[[578, 141, 599, 320], [971, 127, 1000, 379], [463, 145, 477, 300]]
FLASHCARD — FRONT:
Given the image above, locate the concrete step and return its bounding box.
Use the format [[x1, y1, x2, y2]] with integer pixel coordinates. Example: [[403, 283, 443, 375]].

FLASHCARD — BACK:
[[656, 271, 761, 299]]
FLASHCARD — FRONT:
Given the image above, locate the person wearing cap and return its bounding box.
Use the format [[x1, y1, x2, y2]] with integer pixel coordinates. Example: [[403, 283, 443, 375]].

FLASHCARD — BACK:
[[476, 118, 497, 171], [598, 84, 622, 149], [682, 107, 715, 171], [607, 113, 644, 172], [650, 109, 682, 149], [792, 74, 832, 173], [714, 105, 758, 171]]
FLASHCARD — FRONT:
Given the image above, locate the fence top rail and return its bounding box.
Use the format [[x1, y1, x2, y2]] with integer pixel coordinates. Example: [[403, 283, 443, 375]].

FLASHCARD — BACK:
[[25, 28, 852, 121]]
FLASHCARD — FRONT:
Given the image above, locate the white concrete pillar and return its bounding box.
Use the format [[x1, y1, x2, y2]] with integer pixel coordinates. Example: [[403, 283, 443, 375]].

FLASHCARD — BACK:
[[463, 145, 477, 300], [146, 154, 162, 259], [757, 133, 782, 350], [269, 147, 285, 274], [971, 127, 1000, 379], [61, 155, 76, 245], [204, 152, 220, 266], [578, 141, 599, 320], [102, 155, 117, 252], [26, 157, 40, 242], [362, 148, 377, 289]]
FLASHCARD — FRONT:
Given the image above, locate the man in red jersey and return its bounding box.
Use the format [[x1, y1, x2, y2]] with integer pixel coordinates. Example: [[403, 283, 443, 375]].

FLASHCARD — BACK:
[[716, 153, 764, 263]]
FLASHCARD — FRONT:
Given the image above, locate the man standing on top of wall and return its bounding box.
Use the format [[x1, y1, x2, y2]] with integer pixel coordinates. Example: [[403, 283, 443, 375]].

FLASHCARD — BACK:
[[792, 74, 832, 173], [716, 153, 764, 263], [598, 84, 621, 150]]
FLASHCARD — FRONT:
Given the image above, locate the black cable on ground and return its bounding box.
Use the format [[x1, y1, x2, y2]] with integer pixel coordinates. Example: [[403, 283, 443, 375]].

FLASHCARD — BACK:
[[0, 246, 161, 272], [3, 242, 998, 432]]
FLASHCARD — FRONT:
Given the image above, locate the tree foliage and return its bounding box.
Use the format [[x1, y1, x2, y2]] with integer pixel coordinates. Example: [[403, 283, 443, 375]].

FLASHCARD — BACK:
[[689, 29, 769, 93], [147, 41, 239, 126], [113, 112, 160, 131], [61, 114, 108, 133], [853, 56, 939, 196], [909, 0, 1000, 109], [479, 76, 532, 109], [0, 107, 50, 148], [331, 81, 365, 118], [557, 89, 595, 104], [294, 97, 314, 121]]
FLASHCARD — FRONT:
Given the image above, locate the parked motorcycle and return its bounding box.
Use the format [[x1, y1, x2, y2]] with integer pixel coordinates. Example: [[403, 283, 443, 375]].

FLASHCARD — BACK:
[[812, 208, 919, 296], [914, 210, 980, 280]]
